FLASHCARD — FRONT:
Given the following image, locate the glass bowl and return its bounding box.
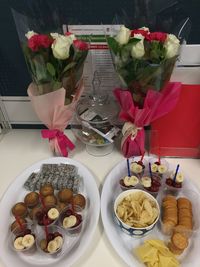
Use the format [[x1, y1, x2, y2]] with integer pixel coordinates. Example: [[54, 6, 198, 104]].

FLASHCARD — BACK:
[[149, 157, 169, 178], [33, 205, 60, 227], [59, 205, 84, 236], [71, 95, 120, 156], [119, 174, 140, 191], [140, 172, 162, 198], [36, 225, 65, 256], [10, 222, 36, 255]]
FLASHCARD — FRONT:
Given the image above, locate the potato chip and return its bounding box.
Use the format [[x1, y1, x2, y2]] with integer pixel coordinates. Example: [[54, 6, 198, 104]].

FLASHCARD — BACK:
[[134, 239, 180, 267]]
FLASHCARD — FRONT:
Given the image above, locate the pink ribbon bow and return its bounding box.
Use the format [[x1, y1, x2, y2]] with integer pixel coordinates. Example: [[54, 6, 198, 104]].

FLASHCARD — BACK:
[[114, 82, 182, 157], [41, 129, 75, 157]]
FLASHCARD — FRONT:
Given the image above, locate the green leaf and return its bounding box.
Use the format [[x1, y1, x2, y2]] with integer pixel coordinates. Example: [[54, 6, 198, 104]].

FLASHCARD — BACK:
[[62, 62, 77, 74], [127, 37, 141, 45], [107, 37, 120, 55], [46, 62, 56, 77], [34, 60, 49, 82]]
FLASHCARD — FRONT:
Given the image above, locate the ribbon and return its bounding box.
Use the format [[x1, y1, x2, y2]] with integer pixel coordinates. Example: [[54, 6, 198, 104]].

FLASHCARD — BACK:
[[41, 129, 75, 157], [121, 122, 142, 142], [121, 122, 144, 156]]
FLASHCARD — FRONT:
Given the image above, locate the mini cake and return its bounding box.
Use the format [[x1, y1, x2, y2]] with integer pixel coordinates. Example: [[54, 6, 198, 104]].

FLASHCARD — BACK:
[[166, 172, 184, 189], [58, 188, 73, 203], [120, 175, 139, 190], [40, 184, 54, 197], [141, 176, 161, 195], [130, 161, 144, 175], [39, 231, 64, 254], [24, 192, 39, 208], [43, 195, 57, 207], [60, 207, 82, 233], [11, 202, 28, 218], [71, 194, 86, 209], [151, 162, 168, 175], [10, 218, 27, 232]]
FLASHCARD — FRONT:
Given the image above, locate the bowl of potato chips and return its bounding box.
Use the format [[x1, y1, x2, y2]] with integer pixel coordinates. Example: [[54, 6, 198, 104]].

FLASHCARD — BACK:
[[114, 189, 160, 237]]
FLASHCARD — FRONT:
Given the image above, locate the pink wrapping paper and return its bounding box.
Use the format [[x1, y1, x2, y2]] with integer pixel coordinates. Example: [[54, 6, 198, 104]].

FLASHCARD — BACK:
[[114, 82, 182, 158], [28, 80, 84, 156]]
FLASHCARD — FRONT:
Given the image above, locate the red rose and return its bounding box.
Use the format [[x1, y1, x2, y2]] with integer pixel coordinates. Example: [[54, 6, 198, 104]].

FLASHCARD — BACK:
[[131, 29, 149, 39], [28, 34, 53, 51], [28, 35, 39, 51], [65, 32, 73, 36], [147, 32, 167, 42], [38, 35, 53, 48], [73, 39, 88, 50]]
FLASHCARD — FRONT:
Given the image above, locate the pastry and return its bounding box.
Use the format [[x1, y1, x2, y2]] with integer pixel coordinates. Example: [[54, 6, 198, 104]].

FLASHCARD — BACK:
[[71, 194, 86, 209], [11, 202, 28, 218], [162, 196, 177, 235], [10, 218, 27, 232], [39, 232, 63, 253], [171, 232, 188, 250], [168, 241, 184, 255], [40, 184, 54, 197], [57, 201, 67, 212], [29, 206, 42, 220], [57, 188, 73, 203], [24, 192, 39, 208], [43, 195, 57, 207]]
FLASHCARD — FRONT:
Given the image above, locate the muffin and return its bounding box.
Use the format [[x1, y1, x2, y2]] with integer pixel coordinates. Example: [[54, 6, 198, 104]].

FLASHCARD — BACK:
[[10, 218, 27, 232], [11, 202, 28, 218], [24, 192, 39, 208], [57, 201, 67, 212], [40, 184, 54, 197], [58, 188, 73, 203], [71, 194, 86, 209], [43, 195, 57, 207], [29, 206, 43, 220]]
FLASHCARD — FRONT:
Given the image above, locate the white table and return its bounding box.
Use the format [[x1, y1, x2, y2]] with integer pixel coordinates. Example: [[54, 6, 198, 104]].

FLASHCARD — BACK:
[[0, 129, 200, 267]]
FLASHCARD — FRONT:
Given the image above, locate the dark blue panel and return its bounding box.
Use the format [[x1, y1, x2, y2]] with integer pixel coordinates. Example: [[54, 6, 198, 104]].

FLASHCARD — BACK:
[[0, 0, 199, 96]]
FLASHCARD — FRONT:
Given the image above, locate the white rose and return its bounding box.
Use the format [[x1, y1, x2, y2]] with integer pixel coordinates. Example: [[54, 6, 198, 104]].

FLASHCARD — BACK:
[[115, 25, 131, 45], [164, 34, 180, 58], [51, 33, 76, 44], [131, 38, 145, 59], [50, 32, 59, 39], [139, 26, 150, 32], [51, 34, 72, 60], [25, 30, 37, 39]]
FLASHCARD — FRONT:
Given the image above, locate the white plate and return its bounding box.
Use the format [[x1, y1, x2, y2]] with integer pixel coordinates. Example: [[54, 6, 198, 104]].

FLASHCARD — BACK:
[[0, 157, 100, 267], [101, 156, 200, 267]]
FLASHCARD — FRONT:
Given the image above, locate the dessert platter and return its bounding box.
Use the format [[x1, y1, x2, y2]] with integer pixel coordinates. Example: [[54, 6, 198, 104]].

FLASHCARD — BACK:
[[101, 156, 200, 267], [0, 157, 100, 267]]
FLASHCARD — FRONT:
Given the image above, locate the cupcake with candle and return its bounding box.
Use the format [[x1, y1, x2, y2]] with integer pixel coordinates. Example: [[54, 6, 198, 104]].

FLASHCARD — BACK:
[[130, 153, 146, 177], [120, 159, 139, 190], [165, 164, 184, 193], [150, 157, 169, 178], [141, 163, 161, 198]]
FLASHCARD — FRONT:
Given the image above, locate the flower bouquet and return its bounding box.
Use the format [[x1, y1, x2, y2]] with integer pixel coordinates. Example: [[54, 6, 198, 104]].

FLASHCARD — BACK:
[[23, 30, 88, 156], [107, 26, 182, 157]]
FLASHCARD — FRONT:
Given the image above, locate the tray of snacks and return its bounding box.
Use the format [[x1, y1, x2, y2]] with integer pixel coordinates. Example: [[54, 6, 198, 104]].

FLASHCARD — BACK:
[[101, 156, 200, 267], [0, 157, 100, 267]]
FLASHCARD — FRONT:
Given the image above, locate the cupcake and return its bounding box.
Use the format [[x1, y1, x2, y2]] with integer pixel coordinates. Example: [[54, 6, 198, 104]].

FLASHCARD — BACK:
[[141, 175, 161, 197], [119, 175, 139, 190], [150, 159, 168, 178], [165, 172, 184, 190], [130, 161, 145, 177]]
